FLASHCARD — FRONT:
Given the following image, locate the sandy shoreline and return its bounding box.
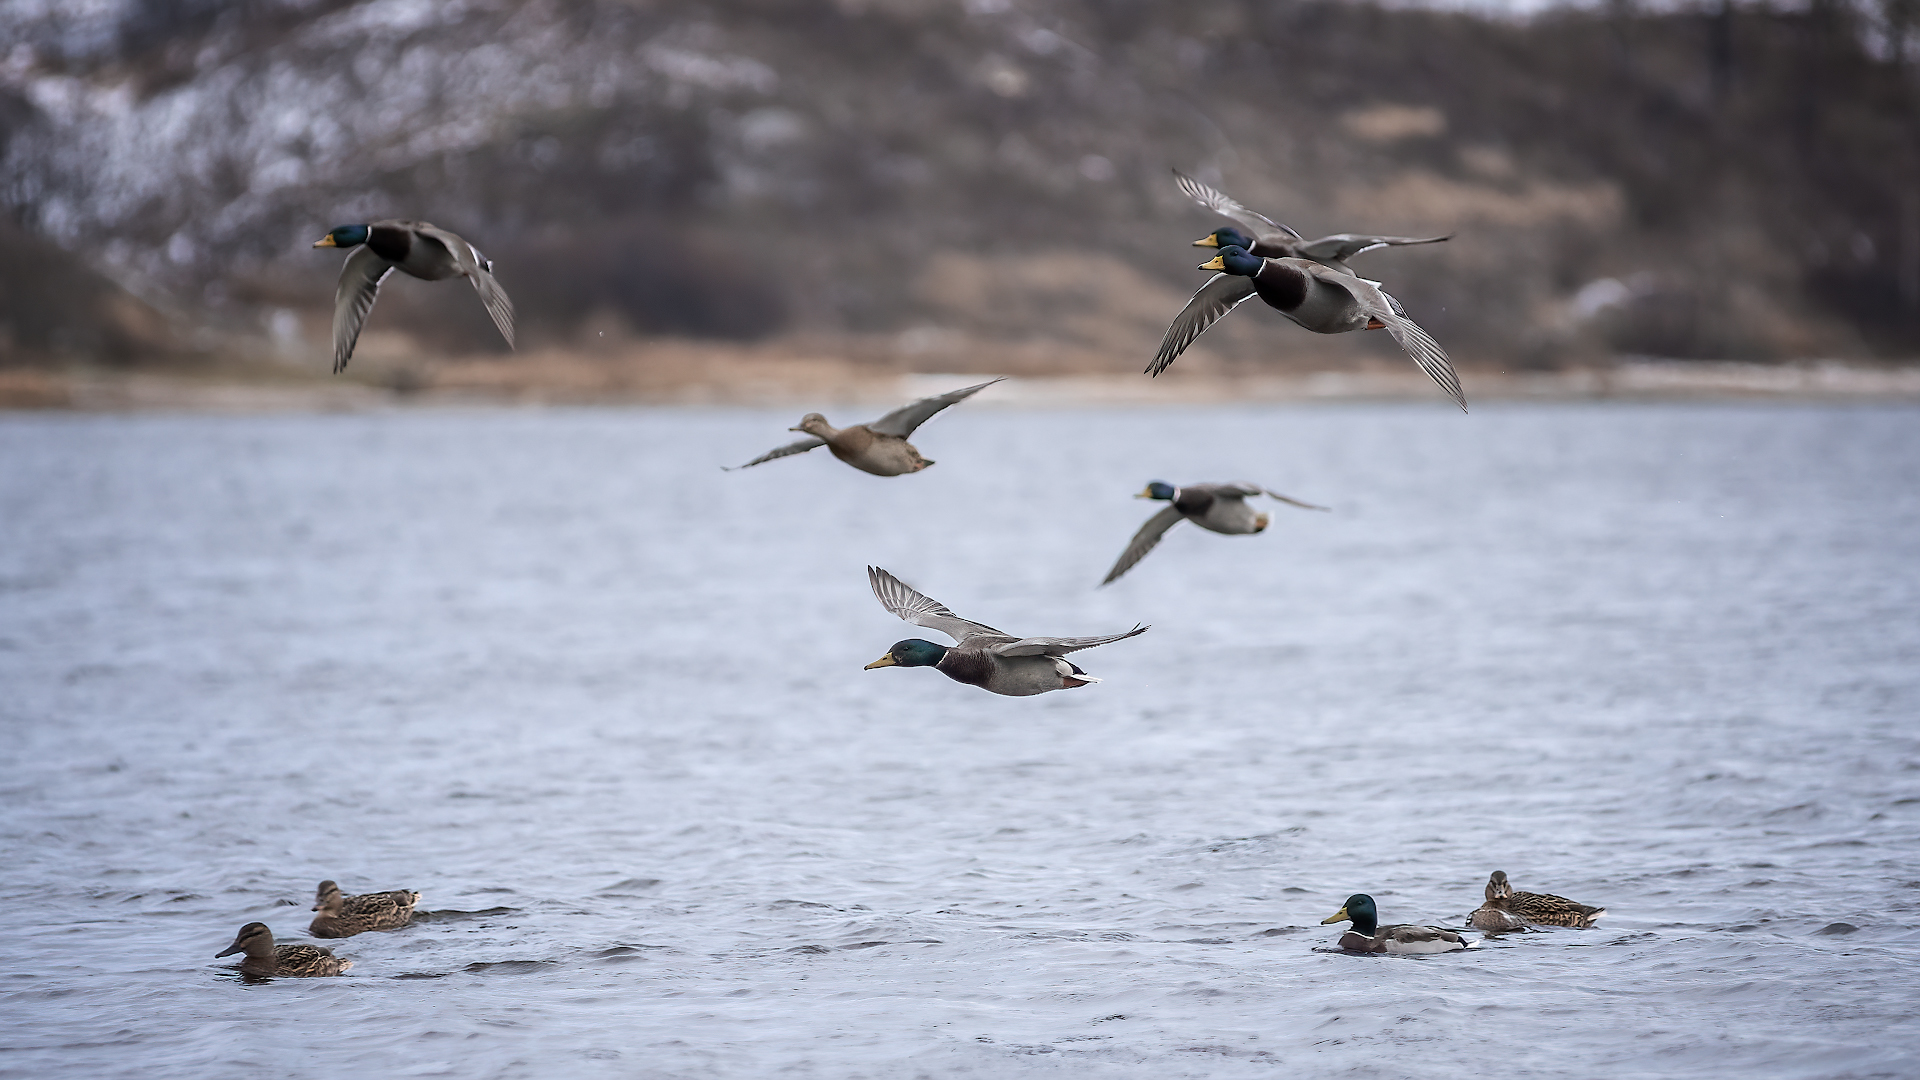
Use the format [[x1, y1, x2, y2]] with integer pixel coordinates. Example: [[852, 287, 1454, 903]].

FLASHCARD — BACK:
[[4, 350, 1919, 413]]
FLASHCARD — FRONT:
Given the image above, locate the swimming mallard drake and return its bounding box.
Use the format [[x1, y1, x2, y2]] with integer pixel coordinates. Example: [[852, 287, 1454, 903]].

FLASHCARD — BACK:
[[313, 220, 515, 374], [729, 378, 1004, 475], [1102, 481, 1327, 585], [309, 879, 421, 938], [215, 922, 350, 977], [1150, 245, 1466, 412], [1322, 894, 1474, 954], [864, 566, 1147, 696], [1482, 871, 1606, 928], [1175, 170, 1450, 275]]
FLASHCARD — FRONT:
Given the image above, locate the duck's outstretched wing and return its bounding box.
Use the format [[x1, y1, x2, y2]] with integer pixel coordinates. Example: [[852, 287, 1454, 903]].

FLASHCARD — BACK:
[[417, 224, 516, 349], [1307, 264, 1468, 412], [1147, 273, 1257, 377], [1100, 505, 1186, 585], [868, 566, 1008, 644], [991, 624, 1149, 657], [725, 436, 826, 471], [1172, 169, 1303, 244], [1295, 233, 1452, 267], [331, 245, 395, 374], [866, 377, 1006, 438]]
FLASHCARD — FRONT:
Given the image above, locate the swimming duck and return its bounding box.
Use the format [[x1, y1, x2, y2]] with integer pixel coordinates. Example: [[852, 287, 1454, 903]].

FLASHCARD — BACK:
[[1482, 871, 1606, 928], [1175, 170, 1450, 275], [1102, 481, 1327, 585], [864, 566, 1147, 696], [1322, 894, 1474, 954], [1149, 245, 1466, 412], [309, 879, 421, 938], [729, 378, 1005, 475], [215, 922, 351, 977], [313, 220, 515, 374], [1469, 873, 1532, 934]]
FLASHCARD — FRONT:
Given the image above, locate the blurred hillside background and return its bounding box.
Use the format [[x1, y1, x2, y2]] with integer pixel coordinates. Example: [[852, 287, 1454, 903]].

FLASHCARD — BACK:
[[1, 0, 1917, 400]]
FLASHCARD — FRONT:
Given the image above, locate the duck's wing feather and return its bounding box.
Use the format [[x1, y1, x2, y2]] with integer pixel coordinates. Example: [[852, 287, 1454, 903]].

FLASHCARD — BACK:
[[1295, 233, 1452, 264], [1172, 169, 1303, 243], [1147, 274, 1258, 377], [726, 436, 827, 470], [1383, 923, 1470, 946], [868, 566, 1008, 644], [991, 624, 1148, 657], [1204, 482, 1330, 511], [1101, 505, 1186, 585], [866, 377, 1006, 438], [416, 224, 516, 349], [1306, 264, 1467, 412], [331, 245, 395, 374]]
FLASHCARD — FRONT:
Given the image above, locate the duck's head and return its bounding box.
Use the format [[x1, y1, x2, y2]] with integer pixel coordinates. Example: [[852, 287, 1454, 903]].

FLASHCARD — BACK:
[[791, 413, 833, 437], [313, 880, 342, 912], [1486, 871, 1513, 901], [865, 638, 948, 670], [1322, 893, 1379, 934], [312, 224, 370, 249], [1192, 226, 1254, 251], [1137, 481, 1177, 501], [216, 922, 272, 958], [1198, 245, 1263, 277]]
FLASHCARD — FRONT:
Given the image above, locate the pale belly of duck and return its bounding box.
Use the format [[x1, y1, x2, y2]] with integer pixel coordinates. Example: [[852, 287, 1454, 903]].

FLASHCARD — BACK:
[[827, 433, 930, 476], [1192, 502, 1266, 535]]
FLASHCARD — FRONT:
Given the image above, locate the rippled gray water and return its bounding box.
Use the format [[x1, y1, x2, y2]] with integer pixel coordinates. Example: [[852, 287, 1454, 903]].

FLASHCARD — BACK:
[[2, 402, 1918, 1079]]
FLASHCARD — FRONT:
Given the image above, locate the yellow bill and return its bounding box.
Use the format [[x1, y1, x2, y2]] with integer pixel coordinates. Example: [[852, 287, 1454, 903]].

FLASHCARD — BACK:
[[864, 654, 897, 670]]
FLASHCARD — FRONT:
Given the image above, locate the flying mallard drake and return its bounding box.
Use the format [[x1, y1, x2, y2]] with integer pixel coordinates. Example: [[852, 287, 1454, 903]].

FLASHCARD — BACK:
[[864, 566, 1146, 696], [1102, 481, 1327, 585], [729, 378, 1004, 475], [1480, 871, 1606, 928], [1174, 170, 1450, 275], [215, 922, 351, 977], [1322, 894, 1474, 954], [313, 220, 515, 374], [1149, 245, 1467, 412], [309, 879, 421, 939]]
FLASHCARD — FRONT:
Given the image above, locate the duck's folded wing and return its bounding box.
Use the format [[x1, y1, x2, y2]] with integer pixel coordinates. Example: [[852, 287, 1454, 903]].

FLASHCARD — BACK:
[[1309, 266, 1467, 412], [726, 436, 826, 470], [866, 377, 1006, 438], [1296, 233, 1452, 264], [992, 624, 1149, 657], [332, 246, 395, 374], [1385, 923, 1468, 946], [418, 224, 516, 349], [868, 566, 1007, 643], [1172, 169, 1303, 243], [1147, 274, 1257, 377], [1101, 505, 1186, 585]]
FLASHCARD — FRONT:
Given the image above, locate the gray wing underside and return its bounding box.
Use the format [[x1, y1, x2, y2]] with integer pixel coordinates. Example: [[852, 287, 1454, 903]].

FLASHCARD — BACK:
[[726, 436, 826, 470], [1100, 505, 1186, 585], [1202, 482, 1330, 511], [1306, 265, 1468, 412], [1172, 169, 1303, 244], [331, 246, 395, 374], [417, 224, 516, 350], [991, 624, 1149, 657], [866, 377, 1006, 438], [1147, 274, 1258, 377], [1296, 233, 1452, 264], [867, 566, 1009, 644]]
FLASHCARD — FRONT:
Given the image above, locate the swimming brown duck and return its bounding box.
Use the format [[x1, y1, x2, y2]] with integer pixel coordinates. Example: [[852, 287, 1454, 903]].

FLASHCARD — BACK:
[[309, 879, 421, 938], [729, 378, 1005, 476], [216, 922, 351, 977], [313, 220, 515, 374], [1174, 170, 1450, 276], [1480, 870, 1606, 928]]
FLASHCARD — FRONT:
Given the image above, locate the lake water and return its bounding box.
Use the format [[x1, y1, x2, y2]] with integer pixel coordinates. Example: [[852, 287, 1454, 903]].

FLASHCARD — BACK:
[[2, 402, 1918, 1079]]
